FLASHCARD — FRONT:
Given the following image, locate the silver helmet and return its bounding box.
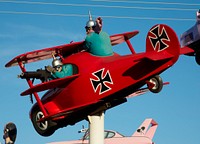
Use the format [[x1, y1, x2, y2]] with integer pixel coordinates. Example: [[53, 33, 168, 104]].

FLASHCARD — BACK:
[[85, 11, 96, 28], [52, 59, 63, 68]]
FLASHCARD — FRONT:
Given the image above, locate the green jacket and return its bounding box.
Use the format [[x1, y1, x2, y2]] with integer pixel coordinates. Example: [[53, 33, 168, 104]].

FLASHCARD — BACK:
[[85, 31, 113, 56], [52, 64, 73, 79]]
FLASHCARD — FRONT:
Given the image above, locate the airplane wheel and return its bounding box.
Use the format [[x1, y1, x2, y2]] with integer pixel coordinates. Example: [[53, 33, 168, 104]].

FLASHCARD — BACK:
[[148, 75, 163, 93], [195, 52, 200, 65], [31, 107, 56, 137]]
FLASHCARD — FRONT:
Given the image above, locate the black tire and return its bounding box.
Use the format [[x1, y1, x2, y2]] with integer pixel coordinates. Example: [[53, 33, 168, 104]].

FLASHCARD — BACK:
[[195, 52, 200, 65], [148, 75, 163, 93], [31, 107, 56, 137]]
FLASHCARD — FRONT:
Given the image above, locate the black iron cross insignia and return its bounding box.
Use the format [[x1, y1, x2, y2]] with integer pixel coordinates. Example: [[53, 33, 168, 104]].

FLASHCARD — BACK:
[[90, 68, 113, 95], [149, 25, 170, 52]]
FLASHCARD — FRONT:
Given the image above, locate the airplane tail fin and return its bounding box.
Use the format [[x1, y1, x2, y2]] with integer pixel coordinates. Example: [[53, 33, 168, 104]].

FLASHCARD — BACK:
[[132, 118, 158, 140], [146, 24, 180, 62]]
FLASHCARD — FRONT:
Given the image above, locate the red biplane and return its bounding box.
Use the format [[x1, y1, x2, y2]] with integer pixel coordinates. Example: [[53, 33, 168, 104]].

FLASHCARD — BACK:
[[5, 24, 194, 136]]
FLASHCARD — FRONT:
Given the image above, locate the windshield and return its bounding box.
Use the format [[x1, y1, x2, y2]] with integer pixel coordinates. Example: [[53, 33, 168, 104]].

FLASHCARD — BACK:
[[83, 130, 116, 140]]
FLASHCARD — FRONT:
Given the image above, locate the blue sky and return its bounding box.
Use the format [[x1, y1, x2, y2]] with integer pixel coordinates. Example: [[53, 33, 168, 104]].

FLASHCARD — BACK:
[[0, 0, 200, 143]]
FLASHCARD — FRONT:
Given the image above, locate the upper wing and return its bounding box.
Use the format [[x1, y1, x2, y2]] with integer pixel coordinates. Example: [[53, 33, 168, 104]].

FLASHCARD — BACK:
[[110, 30, 139, 46], [6, 30, 139, 67], [5, 41, 84, 67], [21, 74, 79, 96]]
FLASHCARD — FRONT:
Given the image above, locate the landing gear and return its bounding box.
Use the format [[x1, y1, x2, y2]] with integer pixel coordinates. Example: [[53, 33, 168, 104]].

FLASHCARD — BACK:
[[31, 107, 56, 137], [147, 75, 163, 93]]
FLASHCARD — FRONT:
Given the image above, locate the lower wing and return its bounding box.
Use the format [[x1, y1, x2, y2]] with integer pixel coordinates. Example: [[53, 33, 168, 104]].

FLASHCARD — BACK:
[[21, 74, 79, 96]]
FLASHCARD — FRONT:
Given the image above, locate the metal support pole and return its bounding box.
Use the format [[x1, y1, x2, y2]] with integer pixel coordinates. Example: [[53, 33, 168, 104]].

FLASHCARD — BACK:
[[88, 111, 104, 144]]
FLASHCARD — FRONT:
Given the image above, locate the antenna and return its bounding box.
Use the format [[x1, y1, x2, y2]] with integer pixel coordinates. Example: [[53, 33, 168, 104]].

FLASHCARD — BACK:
[[89, 10, 92, 21], [86, 10, 96, 28]]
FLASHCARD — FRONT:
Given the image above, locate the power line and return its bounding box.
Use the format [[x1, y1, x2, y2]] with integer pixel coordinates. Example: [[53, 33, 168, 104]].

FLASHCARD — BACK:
[[0, 10, 88, 17], [0, 0, 196, 21], [102, 15, 195, 21], [91, 0, 200, 6], [0, 10, 195, 21], [0, 0, 197, 11]]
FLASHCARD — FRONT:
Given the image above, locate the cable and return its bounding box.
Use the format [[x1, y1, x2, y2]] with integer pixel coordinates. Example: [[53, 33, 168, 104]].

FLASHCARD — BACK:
[[91, 0, 200, 6], [0, 0, 197, 11], [0, 0, 196, 21], [102, 15, 195, 21], [0, 10, 88, 17], [0, 10, 195, 21]]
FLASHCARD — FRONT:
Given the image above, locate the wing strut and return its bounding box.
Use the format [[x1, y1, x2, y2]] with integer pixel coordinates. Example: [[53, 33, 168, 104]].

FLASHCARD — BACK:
[[126, 38, 136, 54], [18, 61, 48, 116]]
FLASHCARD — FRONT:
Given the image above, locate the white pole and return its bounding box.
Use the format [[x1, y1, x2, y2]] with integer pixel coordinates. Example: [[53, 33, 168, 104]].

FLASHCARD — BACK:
[[88, 111, 104, 144]]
